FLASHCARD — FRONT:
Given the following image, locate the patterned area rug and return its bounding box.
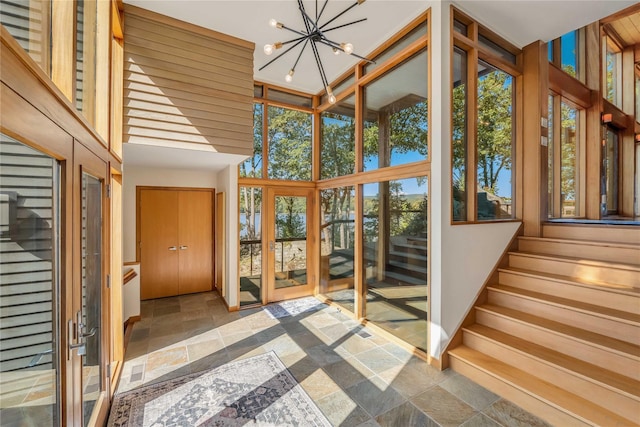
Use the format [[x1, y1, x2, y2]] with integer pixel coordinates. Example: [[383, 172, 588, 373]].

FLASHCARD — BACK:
[[108, 352, 331, 427], [263, 296, 324, 319]]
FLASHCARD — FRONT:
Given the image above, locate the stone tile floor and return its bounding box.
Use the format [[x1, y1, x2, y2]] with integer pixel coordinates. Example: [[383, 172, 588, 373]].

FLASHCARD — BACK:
[[116, 292, 550, 427]]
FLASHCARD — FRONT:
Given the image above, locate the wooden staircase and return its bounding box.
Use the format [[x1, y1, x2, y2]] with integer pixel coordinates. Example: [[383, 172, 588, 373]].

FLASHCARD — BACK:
[[448, 223, 640, 426]]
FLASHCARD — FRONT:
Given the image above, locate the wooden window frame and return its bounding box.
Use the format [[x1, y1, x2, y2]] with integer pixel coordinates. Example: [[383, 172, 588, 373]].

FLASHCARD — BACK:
[[451, 7, 522, 225]]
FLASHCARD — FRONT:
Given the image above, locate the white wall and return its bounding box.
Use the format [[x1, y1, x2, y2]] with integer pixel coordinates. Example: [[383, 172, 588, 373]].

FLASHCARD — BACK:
[[122, 165, 219, 262], [429, 2, 521, 359], [216, 166, 239, 308], [122, 264, 140, 322]]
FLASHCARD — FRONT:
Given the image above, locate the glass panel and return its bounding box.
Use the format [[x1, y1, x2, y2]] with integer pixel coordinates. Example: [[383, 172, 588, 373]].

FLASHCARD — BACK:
[[320, 95, 356, 179], [321, 74, 355, 104], [604, 36, 622, 107], [452, 47, 467, 222], [478, 34, 516, 64], [240, 104, 263, 178], [0, 133, 60, 426], [319, 186, 355, 313], [0, 0, 51, 74], [239, 187, 262, 306], [254, 84, 264, 98], [453, 19, 467, 36], [267, 89, 313, 108], [363, 177, 428, 351], [364, 21, 427, 75], [273, 195, 307, 289], [560, 30, 578, 78], [602, 128, 619, 215], [560, 102, 578, 217], [476, 60, 514, 220], [76, 0, 97, 124], [267, 106, 312, 181], [363, 49, 428, 171], [80, 172, 102, 426], [547, 41, 553, 63]]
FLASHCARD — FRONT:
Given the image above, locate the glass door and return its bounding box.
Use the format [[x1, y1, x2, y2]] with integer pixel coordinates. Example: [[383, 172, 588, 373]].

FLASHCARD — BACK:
[[602, 126, 620, 216], [0, 133, 61, 426], [266, 188, 314, 302], [72, 142, 109, 426]]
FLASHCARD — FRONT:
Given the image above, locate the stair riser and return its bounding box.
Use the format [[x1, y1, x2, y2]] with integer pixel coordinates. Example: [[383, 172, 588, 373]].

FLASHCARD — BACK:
[[508, 254, 640, 287], [448, 356, 590, 427], [487, 290, 639, 344], [518, 239, 640, 265], [542, 225, 640, 245], [388, 253, 426, 268], [498, 270, 640, 315], [475, 309, 640, 381], [463, 331, 640, 421]]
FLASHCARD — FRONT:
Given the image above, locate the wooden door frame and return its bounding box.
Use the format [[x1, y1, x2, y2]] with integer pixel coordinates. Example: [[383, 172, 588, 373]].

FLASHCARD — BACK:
[[264, 186, 316, 303], [72, 140, 110, 427]]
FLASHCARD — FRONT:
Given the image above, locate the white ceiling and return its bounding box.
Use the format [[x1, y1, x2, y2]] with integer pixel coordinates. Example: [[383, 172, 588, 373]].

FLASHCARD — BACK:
[[124, 0, 635, 95], [121, 0, 634, 171]]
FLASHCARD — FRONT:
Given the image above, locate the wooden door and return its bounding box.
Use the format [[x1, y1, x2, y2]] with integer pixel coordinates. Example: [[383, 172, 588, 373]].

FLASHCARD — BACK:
[[178, 190, 213, 294], [140, 189, 179, 299], [266, 187, 315, 303]]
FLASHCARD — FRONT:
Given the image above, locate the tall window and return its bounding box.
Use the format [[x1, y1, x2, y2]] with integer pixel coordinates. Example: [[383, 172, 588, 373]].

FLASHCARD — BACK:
[[240, 104, 264, 178], [603, 34, 622, 108], [452, 12, 519, 222], [267, 106, 312, 181], [363, 49, 428, 171], [320, 96, 356, 179], [548, 29, 584, 82]]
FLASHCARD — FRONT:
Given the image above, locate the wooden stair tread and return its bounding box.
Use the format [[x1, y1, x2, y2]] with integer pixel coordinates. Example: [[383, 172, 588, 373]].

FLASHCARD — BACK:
[[465, 324, 640, 398], [449, 346, 636, 426], [510, 251, 640, 272], [489, 284, 640, 325], [518, 235, 640, 250], [498, 267, 640, 296], [477, 304, 640, 359]]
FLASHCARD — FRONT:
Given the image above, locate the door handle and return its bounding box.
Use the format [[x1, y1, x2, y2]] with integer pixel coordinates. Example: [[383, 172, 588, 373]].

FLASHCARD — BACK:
[[68, 319, 86, 358], [168, 246, 177, 251], [180, 245, 188, 250], [80, 327, 98, 339]]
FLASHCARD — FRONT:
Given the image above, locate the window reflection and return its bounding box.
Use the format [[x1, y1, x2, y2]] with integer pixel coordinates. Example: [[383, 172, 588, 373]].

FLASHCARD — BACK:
[[363, 49, 428, 171], [363, 177, 428, 351], [319, 186, 355, 313]]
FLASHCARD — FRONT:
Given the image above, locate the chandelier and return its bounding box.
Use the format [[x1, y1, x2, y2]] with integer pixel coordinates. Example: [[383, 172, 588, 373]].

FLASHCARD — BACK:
[[259, 0, 374, 104]]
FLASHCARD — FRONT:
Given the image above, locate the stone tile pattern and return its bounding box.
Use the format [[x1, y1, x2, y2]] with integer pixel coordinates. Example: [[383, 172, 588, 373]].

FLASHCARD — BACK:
[[116, 292, 551, 427], [108, 352, 330, 426]]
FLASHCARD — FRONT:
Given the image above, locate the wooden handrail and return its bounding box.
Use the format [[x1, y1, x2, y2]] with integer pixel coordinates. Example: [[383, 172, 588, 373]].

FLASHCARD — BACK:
[[123, 268, 137, 285]]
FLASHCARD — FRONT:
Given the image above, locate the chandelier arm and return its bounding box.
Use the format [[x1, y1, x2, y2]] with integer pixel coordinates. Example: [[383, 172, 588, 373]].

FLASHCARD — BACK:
[[319, 1, 360, 30], [297, 0, 314, 35], [281, 35, 309, 46], [280, 24, 310, 38], [317, 0, 329, 24], [291, 38, 309, 71], [310, 40, 329, 88], [321, 18, 367, 34], [317, 39, 375, 63], [258, 38, 308, 71]]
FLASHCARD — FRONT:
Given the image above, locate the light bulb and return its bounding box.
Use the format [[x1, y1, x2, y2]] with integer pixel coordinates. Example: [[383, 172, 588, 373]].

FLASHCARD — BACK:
[[285, 69, 294, 83], [264, 44, 274, 55], [326, 87, 336, 104], [341, 42, 354, 55], [269, 18, 278, 27], [333, 47, 340, 55]]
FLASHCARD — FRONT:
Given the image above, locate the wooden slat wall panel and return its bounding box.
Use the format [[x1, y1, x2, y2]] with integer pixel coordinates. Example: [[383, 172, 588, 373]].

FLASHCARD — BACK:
[[123, 6, 254, 155], [0, 135, 56, 373]]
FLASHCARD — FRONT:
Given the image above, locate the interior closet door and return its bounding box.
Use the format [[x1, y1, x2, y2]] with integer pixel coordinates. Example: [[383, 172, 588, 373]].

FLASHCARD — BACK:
[[177, 190, 213, 295], [139, 188, 213, 299], [139, 189, 179, 299]]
